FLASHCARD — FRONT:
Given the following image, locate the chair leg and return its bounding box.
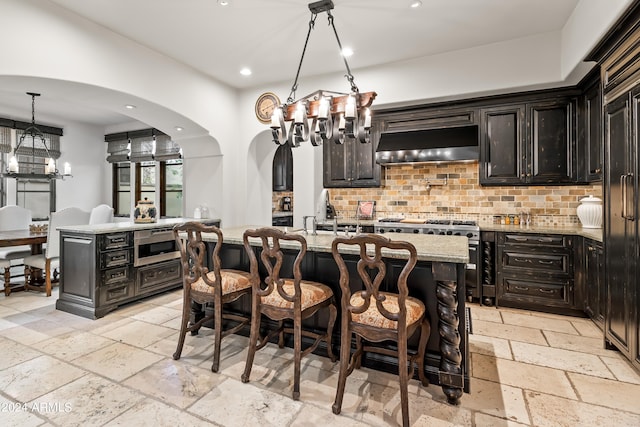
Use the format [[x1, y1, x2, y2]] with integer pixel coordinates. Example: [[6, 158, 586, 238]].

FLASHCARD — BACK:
[[417, 319, 430, 387], [242, 300, 261, 384], [173, 290, 191, 360], [45, 259, 52, 297], [3, 267, 10, 297], [292, 316, 302, 400], [398, 338, 410, 427], [332, 322, 351, 415], [277, 320, 285, 348], [212, 299, 223, 373], [24, 265, 30, 286], [325, 301, 337, 362], [355, 335, 363, 369]]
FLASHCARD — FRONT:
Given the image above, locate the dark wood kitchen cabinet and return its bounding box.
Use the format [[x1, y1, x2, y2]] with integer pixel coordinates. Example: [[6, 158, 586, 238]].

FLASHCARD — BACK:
[[496, 232, 580, 315], [587, 1, 640, 371], [581, 76, 603, 182], [323, 119, 381, 187], [480, 97, 577, 185], [272, 143, 293, 192], [583, 239, 605, 330]]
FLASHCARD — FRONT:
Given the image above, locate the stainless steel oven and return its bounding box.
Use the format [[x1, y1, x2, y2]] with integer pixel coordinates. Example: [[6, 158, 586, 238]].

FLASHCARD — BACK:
[[133, 228, 180, 267]]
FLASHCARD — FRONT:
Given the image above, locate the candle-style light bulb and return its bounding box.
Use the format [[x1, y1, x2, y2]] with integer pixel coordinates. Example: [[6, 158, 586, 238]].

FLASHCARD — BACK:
[[338, 114, 346, 130], [318, 97, 330, 119], [345, 95, 356, 119], [8, 156, 19, 173], [294, 103, 305, 124], [64, 162, 71, 175], [270, 107, 282, 129], [47, 158, 55, 174], [363, 108, 371, 129]]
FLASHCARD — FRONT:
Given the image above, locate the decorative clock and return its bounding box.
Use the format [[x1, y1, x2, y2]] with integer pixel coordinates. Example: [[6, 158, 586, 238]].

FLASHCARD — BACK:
[[255, 92, 281, 124]]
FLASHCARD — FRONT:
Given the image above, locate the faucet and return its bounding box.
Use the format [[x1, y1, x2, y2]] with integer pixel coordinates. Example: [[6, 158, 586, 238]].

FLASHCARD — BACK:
[[356, 215, 361, 235], [302, 215, 317, 235], [333, 216, 338, 236]]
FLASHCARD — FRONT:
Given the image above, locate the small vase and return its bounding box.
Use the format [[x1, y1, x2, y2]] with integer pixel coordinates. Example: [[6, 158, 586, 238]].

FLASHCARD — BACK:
[[134, 198, 157, 223], [576, 195, 602, 228]]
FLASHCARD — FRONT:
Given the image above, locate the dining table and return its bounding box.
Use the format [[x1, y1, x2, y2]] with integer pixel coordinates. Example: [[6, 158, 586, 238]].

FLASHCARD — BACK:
[[0, 229, 47, 296]]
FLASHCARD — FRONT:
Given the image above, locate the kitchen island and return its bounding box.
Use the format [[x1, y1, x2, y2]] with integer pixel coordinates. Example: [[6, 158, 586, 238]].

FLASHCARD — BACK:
[[199, 226, 470, 404], [55, 218, 219, 320]]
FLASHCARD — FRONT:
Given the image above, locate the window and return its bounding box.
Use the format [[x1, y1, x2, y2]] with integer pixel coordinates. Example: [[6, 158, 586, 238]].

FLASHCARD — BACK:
[[112, 162, 131, 216], [16, 179, 55, 221], [135, 161, 156, 205], [160, 159, 183, 217]]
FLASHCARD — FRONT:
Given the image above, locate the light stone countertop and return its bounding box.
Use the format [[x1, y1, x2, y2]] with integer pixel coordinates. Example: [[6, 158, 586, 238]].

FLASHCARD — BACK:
[[57, 217, 220, 234], [478, 223, 603, 242], [204, 225, 469, 264]]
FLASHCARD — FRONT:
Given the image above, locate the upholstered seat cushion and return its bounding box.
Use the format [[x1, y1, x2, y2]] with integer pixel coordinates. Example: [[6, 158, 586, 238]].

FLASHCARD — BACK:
[[0, 246, 32, 260], [0, 259, 10, 269], [349, 292, 425, 330], [261, 279, 333, 310], [191, 269, 251, 295], [23, 254, 60, 271]]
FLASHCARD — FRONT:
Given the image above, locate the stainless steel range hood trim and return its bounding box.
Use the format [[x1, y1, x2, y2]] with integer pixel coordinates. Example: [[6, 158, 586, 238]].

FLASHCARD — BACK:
[[376, 125, 479, 164]]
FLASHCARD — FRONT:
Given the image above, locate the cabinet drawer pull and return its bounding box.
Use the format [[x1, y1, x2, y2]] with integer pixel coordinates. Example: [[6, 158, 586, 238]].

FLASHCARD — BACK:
[[514, 286, 529, 291], [110, 237, 125, 243], [111, 255, 126, 261], [538, 288, 555, 294], [110, 271, 125, 279], [537, 238, 555, 243], [537, 260, 555, 265], [512, 237, 529, 242], [513, 258, 532, 263]]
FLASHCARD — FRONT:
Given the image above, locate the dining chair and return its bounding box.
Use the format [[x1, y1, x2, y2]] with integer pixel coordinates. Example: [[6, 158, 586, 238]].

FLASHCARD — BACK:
[[241, 227, 337, 400], [331, 234, 430, 427], [0, 205, 33, 260], [23, 207, 90, 296], [89, 204, 114, 224], [172, 222, 252, 372]]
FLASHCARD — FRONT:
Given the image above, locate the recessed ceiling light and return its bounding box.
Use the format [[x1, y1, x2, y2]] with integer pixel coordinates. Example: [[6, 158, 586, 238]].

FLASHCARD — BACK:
[[175, 126, 183, 131], [409, 0, 422, 8], [240, 67, 252, 76], [125, 104, 136, 109], [341, 47, 354, 57], [217, 0, 231, 6]]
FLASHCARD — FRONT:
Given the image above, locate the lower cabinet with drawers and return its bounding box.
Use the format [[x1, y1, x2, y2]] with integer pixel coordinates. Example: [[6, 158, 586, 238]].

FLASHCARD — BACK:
[[57, 227, 184, 319], [496, 232, 582, 316]]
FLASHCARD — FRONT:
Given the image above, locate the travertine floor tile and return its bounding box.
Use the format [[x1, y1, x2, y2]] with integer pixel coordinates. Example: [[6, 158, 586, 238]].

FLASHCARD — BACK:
[[469, 304, 503, 323], [544, 330, 613, 357], [0, 320, 74, 345], [0, 311, 40, 331], [455, 378, 530, 425], [72, 342, 163, 381], [0, 337, 43, 370], [36, 374, 144, 427], [34, 331, 114, 360], [472, 319, 547, 345], [0, 394, 48, 427], [472, 353, 577, 399], [600, 355, 640, 385], [100, 319, 175, 348], [525, 390, 640, 426], [511, 341, 614, 379], [290, 403, 371, 427], [568, 372, 640, 414], [469, 334, 513, 360], [130, 305, 181, 325], [474, 413, 531, 426], [501, 311, 578, 334], [0, 355, 86, 402], [570, 319, 603, 338], [188, 377, 304, 426], [103, 398, 213, 427], [123, 358, 226, 409]]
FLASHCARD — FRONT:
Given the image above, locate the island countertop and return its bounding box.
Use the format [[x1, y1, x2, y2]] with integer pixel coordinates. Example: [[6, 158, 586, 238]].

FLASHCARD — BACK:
[[202, 225, 469, 264], [56, 217, 220, 235]]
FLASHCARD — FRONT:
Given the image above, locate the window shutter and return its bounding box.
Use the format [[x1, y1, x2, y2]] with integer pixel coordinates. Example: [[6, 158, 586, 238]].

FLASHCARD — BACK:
[[106, 139, 130, 163], [0, 126, 11, 154], [128, 129, 155, 162], [153, 134, 181, 161]]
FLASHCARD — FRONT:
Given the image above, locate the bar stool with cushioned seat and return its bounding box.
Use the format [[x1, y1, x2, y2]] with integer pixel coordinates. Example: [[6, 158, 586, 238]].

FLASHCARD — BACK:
[[172, 222, 252, 373], [0, 205, 33, 296], [331, 234, 430, 427], [241, 227, 337, 400]]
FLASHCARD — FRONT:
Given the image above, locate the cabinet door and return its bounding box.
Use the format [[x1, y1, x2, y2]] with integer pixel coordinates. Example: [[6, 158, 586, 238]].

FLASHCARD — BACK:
[[323, 121, 381, 188], [272, 143, 293, 191], [604, 92, 635, 356], [584, 240, 605, 329], [479, 105, 525, 185], [584, 83, 603, 182], [527, 99, 576, 184]]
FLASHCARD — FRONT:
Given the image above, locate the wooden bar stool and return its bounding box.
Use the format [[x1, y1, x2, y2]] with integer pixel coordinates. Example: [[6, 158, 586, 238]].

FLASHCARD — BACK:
[[173, 222, 252, 373], [331, 234, 430, 427], [241, 227, 337, 400]]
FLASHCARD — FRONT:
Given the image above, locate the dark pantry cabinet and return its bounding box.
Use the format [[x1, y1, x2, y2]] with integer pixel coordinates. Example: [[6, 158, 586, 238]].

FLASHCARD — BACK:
[[272, 143, 293, 192], [589, 2, 640, 372]]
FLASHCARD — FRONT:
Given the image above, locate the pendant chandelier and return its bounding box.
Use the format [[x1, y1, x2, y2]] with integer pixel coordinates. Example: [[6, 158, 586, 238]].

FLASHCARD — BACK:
[[2, 92, 71, 180], [270, 0, 376, 147]]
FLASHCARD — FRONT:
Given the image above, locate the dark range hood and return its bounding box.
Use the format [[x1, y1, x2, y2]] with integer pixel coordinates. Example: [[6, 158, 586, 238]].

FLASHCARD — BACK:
[[375, 125, 479, 164]]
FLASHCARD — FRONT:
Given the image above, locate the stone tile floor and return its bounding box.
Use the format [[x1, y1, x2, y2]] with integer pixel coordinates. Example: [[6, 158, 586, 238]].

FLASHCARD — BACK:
[[0, 288, 639, 426]]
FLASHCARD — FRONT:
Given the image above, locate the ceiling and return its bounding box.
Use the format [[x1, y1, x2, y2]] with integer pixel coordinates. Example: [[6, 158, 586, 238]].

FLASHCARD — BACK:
[[0, 0, 594, 128]]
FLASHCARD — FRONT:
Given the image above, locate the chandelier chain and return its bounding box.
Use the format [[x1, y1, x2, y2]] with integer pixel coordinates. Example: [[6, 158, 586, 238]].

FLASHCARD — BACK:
[[326, 10, 358, 93], [287, 13, 318, 104]]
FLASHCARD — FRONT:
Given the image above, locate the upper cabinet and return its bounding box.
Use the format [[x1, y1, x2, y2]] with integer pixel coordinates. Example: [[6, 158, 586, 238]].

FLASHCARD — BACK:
[[480, 95, 578, 185], [273, 143, 293, 192], [323, 119, 381, 188], [581, 76, 603, 182]]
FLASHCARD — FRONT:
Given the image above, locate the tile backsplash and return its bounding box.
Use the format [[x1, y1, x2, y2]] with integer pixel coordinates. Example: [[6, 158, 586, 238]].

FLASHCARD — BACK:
[[326, 162, 603, 226]]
